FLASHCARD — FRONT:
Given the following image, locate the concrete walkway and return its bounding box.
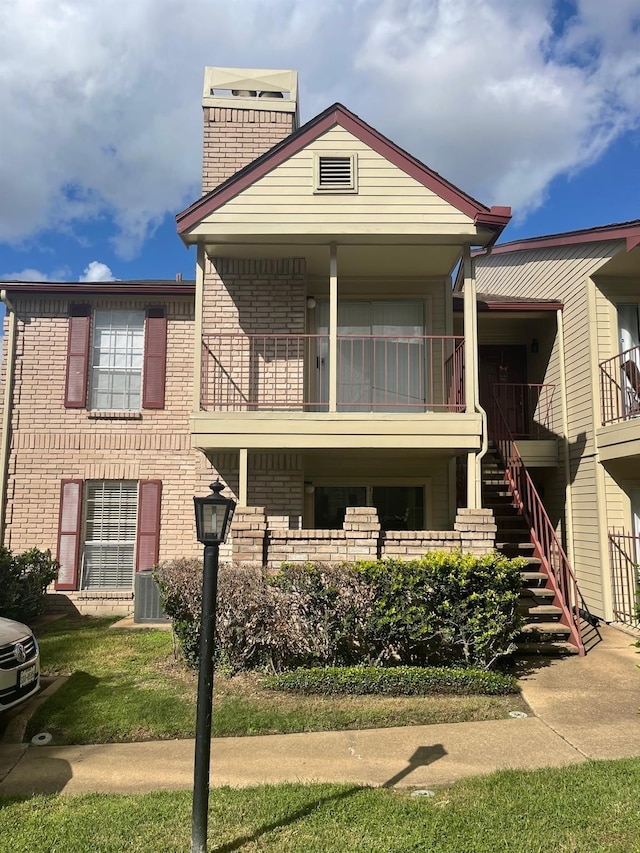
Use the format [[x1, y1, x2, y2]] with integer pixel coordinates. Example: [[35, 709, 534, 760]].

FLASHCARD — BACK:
[[0, 625, 638, 797]]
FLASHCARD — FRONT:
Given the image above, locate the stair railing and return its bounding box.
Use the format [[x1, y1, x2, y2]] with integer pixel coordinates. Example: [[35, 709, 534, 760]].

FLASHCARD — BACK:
[[491, 391, 586, 655]]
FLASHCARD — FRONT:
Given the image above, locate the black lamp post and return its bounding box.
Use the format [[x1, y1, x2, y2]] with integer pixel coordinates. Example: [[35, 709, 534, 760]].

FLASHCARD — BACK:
[[191, 480, 236, 853]]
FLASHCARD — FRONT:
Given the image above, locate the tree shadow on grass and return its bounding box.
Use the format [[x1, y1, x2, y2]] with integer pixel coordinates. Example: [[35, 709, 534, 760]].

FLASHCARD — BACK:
[[212, 786, 363, 852]]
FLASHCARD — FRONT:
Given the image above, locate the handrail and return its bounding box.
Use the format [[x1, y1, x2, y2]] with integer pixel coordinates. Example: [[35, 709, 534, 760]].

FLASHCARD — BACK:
[[599, 343, 640, 425], [489, 383, 555, 438], [608, 531, 640, 627], [491, 390, 585, 655]]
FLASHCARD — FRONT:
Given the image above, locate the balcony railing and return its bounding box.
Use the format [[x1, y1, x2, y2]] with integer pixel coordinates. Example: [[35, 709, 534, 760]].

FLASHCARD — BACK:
[[489, 383, 555, 439], [608, 531, 640, 627], [599, 344, 640, 425], [201, 334, 465, 413]]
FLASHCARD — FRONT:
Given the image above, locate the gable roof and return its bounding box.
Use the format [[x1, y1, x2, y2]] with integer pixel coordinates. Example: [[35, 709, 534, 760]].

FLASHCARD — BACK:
[[477, 219, 640, 257], [176, 102, 511, 239]]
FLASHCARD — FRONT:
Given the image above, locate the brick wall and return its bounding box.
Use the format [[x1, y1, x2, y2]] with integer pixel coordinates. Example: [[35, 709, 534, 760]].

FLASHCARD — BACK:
[[0, 294, 220, 570], [202, 107, 295, 193]]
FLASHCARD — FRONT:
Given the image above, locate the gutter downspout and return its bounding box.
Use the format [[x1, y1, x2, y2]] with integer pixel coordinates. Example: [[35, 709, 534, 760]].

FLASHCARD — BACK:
[[472, 255, 489, 509], [0, 291, 16, 541]]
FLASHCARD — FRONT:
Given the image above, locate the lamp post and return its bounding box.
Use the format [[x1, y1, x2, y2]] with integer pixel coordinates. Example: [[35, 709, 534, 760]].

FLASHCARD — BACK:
[[191, 480, 236, 853]]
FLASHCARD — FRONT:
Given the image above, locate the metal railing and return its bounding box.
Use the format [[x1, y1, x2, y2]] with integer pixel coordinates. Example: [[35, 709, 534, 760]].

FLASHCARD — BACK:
[[599, 344, 640, 425], [608, 531, 640, 627], [201, 333, 465, 412], [491, 391, 585, 655], [489, 383, 555, 438]]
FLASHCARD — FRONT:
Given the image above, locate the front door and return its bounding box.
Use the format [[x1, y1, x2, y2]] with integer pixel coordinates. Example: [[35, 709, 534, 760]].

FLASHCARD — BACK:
[[479, 345, 528, 437]]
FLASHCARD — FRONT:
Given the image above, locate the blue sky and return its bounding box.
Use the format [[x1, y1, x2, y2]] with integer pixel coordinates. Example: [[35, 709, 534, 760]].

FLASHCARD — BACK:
[[1, 0, 639, 285]]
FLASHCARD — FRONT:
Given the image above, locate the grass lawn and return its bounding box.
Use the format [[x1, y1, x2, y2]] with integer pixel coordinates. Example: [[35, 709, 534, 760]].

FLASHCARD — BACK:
[[2, 759, 640, 852], [26, 617, 529, 745]]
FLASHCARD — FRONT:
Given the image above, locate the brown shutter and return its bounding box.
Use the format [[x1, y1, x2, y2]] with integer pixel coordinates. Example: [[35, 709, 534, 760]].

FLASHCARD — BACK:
[[56, 479, 83, 590], [64, 305, 91, 408], [136, 480, 162, 570], [142, 307, 167, 409]]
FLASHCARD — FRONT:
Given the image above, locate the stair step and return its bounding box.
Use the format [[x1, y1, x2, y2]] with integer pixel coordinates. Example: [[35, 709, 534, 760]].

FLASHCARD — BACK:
[[518, 604, 563, 617], [515, 641, 580, 656], [520, 571, 548, 583], [497, 541, 535, 553], [520, 621, 571, 635], [520, 587, 555, 599]]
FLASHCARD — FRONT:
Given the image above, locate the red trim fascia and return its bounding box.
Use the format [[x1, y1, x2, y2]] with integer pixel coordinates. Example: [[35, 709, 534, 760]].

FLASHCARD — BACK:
[[3, 282, 195, 296], [452, 299, 563, 313], [480, 221, 640, 256], [176, 102, 511, 239]]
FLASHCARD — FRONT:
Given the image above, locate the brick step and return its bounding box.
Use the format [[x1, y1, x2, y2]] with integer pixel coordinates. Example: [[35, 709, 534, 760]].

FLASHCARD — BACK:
[[520, 621, 571, 635], [515, 641, 580, 656], [518, 604, 563, 618]]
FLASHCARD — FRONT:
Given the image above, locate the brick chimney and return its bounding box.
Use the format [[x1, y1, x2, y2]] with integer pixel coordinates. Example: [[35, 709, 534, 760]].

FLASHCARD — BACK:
[[201, 66, 299, 194]]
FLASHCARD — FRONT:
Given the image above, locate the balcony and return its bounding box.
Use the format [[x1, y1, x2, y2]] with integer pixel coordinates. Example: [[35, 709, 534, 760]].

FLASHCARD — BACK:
[[201, 333, 464, 412], [608, 531, 640, 628], [597, 345, 640, 460], [192, 333, 481, 452]]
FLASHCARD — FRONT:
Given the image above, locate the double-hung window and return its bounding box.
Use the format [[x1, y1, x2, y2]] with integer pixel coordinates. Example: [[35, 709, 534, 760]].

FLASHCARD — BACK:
[[90, 311, 145, 411], [82, 480, 138, 590], [64, 304, 167, 411], [55, 479, 162, 592]]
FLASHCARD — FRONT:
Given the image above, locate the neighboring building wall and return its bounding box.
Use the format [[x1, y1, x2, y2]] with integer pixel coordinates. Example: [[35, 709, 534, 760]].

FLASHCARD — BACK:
[[202, 107, 295, 193], [475, 242, 618, 617]]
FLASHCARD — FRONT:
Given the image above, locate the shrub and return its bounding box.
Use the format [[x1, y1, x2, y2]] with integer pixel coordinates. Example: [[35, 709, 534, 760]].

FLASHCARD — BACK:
[[155, 551, 524, 672], [264, 665, 519, 696], [354, 551, 524, 669], [0, 547, 59, 622]]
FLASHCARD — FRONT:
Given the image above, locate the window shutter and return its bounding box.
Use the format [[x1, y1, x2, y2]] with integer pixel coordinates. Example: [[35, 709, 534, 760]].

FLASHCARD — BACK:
[[142, 307, 167, 409], [65, 305, 91, 408], [136, 480, 162, 570], [56, 479, 83, 590]]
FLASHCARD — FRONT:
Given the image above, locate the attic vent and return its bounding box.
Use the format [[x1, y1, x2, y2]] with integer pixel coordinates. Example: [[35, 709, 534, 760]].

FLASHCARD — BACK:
[[314, 153, 358, 193]]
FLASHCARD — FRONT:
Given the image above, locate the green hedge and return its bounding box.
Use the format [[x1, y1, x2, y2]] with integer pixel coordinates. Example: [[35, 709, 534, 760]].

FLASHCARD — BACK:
[[265, 665, 519, 696], [155, 551, 524, 673]]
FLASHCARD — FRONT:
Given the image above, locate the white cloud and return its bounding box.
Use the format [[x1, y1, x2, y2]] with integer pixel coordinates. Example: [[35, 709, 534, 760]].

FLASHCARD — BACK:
[[0, 267, 69, 282], [0, 0, 638, 251], [78, 261, 117, 283]]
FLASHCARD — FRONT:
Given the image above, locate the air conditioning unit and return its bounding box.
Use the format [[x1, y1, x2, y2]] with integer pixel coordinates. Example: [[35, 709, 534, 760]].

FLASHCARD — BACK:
[[134, 570, 170, 624]]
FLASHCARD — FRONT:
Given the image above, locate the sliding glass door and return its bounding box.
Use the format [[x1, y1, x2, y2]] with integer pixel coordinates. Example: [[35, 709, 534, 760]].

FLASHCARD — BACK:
[[317, 300, 426, 411]]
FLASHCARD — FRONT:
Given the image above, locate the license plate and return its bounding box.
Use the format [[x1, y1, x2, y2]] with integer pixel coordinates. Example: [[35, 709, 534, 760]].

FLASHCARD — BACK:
[[19, 665, 37, 688]]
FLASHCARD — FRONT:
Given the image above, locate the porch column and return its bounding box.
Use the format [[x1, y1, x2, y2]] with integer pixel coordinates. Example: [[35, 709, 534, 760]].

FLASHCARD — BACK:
[[329, 242, 338, 413], [238, 448, 248, 507], [463, 246, 480, 509], [193, 244, 205, 412]]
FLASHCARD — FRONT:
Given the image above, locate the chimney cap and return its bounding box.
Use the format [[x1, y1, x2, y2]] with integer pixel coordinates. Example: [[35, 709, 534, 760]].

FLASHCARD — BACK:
[[203, 67, 297, 114]]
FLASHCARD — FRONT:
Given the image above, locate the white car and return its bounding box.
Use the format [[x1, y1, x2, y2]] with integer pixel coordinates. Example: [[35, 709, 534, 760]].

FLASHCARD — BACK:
[[0, 617, 40, 713]]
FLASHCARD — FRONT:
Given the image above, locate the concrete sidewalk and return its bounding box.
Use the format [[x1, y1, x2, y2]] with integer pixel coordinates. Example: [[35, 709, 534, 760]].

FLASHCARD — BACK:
[[0, 625, 638, 797]]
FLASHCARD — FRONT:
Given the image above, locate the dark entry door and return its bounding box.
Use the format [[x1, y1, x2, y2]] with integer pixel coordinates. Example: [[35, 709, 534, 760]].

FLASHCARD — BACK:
[[479, 345, 528, 437]]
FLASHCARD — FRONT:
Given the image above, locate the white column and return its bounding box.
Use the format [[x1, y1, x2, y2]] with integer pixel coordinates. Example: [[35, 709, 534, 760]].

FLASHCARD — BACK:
[[238, 448, 248, 507], [193, 244, 205, 412], [329, 242, 338, 413], [463, 247, 480, 509]]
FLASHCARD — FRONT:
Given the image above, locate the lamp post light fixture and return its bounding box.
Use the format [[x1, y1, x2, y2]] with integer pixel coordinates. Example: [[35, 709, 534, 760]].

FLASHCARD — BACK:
[[191, 480, 236, 853]]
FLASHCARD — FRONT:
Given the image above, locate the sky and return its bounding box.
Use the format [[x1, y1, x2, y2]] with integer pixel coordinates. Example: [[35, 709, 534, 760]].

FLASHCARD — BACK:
[[0, 0, 639, 286]]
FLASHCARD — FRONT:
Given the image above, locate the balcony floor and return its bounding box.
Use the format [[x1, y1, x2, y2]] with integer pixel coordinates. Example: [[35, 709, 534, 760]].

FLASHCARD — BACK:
[[191, 411, 482, 452]]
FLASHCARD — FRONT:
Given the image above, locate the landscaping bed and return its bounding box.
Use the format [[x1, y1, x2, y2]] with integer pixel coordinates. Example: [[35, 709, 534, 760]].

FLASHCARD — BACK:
[[26, 617, 528, 745]]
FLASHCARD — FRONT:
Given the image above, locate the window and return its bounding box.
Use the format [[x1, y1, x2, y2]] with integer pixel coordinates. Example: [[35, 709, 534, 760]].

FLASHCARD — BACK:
[[55, 479, 162, 591], [314, 485, 424, 530], [90, 310, 144, 411], [314, 153, 357, 193], [81, 480, 138, 590], [64, 304, 167, 410]]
